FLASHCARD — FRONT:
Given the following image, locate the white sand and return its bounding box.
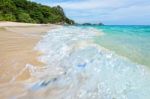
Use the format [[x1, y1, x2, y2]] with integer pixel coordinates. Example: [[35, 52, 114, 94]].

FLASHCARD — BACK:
[[0, 22, 58, 99], [0, 21, 50, 27]]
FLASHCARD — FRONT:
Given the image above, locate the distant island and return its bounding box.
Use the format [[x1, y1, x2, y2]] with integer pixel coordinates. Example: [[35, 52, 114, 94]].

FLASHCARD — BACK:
[[75, 23, 104, 26], [0, 0, 74, 25]]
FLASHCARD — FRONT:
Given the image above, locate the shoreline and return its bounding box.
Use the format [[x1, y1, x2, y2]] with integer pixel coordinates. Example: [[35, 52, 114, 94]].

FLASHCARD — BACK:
[[1, 22, 150, 99], [0, 22, 57, 82], [0, 22, 58, 98], [22, 26, 150, 99], [0, 22, 52, 27]]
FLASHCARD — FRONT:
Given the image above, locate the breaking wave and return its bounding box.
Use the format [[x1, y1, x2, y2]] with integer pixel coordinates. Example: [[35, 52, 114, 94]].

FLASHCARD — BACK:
[[30, 26, 150, 99]]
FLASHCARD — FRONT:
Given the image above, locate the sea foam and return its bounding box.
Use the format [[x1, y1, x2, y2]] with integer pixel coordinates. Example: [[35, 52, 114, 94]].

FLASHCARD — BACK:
[[33, 26, 150, 99]]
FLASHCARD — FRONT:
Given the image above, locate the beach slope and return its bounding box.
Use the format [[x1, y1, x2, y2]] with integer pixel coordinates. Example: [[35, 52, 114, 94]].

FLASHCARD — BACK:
[[0, 22, 56, 98]]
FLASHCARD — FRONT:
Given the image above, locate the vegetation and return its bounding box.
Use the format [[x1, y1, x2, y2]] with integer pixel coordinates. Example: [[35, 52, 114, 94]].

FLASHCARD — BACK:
[[0, 0, 74, 24]]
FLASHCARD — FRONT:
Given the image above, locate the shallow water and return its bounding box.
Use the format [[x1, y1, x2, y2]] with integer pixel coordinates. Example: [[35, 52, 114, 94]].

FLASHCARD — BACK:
[[22, 26, 150, 99], [93, 25, 150, 66]]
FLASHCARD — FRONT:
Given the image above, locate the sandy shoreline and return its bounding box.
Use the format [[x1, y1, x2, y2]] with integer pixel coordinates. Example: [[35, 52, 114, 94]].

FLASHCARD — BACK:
[[0, 22, 57, 99], [0, 22, 50, 27]]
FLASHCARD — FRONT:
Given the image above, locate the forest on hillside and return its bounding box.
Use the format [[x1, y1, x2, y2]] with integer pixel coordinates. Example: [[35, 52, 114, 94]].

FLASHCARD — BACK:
[[0, 0, 74, 24]]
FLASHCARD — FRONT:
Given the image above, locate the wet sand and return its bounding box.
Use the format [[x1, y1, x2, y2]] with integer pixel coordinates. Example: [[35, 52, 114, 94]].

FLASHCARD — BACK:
[[0, 22, 56, 99]]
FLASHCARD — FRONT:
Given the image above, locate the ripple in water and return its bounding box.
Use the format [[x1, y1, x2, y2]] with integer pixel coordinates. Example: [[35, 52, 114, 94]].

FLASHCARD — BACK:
[[31, 26, 150, 99]]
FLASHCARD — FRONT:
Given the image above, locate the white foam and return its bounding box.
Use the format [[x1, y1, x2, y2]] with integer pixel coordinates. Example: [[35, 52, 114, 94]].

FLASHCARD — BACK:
[[33, 26, 150, 99]]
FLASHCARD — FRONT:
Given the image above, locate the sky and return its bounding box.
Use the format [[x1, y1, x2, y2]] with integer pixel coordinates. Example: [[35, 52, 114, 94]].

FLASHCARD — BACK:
[[31, 0, 150, 25]]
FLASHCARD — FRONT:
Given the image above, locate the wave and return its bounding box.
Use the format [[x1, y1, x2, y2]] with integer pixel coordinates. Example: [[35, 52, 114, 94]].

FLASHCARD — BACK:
[[30, 26, 150, 99]]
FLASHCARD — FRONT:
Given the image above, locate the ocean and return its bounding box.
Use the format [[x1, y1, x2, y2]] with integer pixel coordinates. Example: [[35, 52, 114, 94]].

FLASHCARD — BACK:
[[94, 25, 150, 67], [30, 25, 150, 99]]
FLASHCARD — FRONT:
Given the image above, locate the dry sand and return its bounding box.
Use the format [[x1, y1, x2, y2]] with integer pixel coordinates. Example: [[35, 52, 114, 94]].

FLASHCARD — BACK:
[[0, 22, 57, 99], [0, 22, 48, 27]]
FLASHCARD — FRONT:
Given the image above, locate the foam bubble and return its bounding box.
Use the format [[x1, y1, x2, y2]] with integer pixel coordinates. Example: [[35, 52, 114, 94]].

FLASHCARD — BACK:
[[33, 26, 150, 99]]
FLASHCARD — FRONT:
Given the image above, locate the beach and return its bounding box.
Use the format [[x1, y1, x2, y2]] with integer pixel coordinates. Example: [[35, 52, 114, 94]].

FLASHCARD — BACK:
[[0, 0, 149, 98], [0, 22, 56, 99], [0, 23, 150, 99]]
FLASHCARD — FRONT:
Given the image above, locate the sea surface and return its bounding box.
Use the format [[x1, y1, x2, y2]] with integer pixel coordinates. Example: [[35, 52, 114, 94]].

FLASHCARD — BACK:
[[26, 25, 150, 99], [94, 25, 150, 67]]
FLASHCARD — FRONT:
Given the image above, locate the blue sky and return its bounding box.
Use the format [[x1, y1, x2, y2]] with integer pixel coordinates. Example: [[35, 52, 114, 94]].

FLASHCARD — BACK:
[[31, 0, 150, 25]]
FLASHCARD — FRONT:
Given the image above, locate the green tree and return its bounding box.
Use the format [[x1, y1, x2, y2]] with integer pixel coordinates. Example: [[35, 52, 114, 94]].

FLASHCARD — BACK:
[[17, 12, 34, 23], [4, 13, 16, 21], [0, 0, 16, 14], [0, 0, 75, 24], [30, 10, 44, 23]]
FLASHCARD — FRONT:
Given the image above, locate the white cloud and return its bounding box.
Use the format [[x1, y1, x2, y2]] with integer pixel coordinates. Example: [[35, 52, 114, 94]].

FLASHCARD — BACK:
[[49, 0, 124, 10], [49, 0, 146, 10], [34, 0, 150, 24]]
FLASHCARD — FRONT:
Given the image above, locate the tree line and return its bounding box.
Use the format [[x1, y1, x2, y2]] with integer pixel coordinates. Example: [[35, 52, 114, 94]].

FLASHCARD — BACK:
[[0, 0, 74, 24]]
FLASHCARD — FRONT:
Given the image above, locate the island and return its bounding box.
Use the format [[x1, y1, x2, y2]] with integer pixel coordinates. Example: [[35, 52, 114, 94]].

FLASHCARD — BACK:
[[0, 0, 74, 25], [75, 22, 104, 26]]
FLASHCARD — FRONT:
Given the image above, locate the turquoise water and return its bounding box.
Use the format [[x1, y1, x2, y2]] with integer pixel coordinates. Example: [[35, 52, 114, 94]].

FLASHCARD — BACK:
[[93, 25, 150, 66], [27, 26, 150, 99]]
